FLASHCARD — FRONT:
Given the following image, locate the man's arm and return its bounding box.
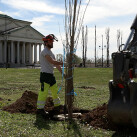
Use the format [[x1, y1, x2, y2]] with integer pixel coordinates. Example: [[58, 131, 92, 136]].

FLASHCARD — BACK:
[[45, 55, 66, 78], [55, 65, 62, 74], [56, 65, 66, 79], [45, 55, 63, 66]]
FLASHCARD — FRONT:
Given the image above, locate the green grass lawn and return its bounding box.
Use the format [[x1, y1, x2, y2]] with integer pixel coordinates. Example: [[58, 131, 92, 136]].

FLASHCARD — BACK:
[[0, 67, 116, 137]]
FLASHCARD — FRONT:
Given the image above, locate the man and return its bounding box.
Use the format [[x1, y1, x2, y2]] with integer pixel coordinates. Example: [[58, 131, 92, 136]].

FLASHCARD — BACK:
[[37, 34, 63, 117]]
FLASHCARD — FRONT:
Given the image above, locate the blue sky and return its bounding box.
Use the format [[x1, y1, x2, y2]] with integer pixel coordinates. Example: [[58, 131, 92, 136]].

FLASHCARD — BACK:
[[0, 0, 137, 60]]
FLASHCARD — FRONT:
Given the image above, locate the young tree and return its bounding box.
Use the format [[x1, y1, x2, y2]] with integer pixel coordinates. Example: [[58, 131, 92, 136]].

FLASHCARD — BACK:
[[82, 25, 88, 67], [64, 0, 90, 120], [117, 29, 123, 51], [117, 29, 120, 50]]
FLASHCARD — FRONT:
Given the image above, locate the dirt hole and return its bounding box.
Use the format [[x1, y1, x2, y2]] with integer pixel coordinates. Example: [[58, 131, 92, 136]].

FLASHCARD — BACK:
[[2, 90, 137, 131]]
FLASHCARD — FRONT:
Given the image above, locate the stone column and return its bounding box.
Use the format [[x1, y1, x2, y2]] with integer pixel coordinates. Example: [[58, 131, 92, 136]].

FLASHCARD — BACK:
[[34, 43, 37, 63], [31, 44, 33, 63], [29, 43, 32, 64], [22, 42, 25, 64], [17, 41, 20, 64], [0, 41, 3, 63], [4, 40, 7, 63], [11, 41, 14, 63], [39, 44, 41, 62], [8, 43, 11, 63]]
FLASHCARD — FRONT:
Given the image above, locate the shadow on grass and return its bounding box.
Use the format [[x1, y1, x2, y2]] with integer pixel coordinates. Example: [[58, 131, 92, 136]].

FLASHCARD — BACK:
[[66, 120, 83, 137], [34, 114, 54, 130], [112, 130, 137, 137]]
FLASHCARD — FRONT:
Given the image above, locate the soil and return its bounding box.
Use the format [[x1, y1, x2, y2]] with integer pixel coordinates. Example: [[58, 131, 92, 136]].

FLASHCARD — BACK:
[[77, 86, 96, 89], [0, 97, 3, 101], [2, 90, 137, 131], [2, 90, 38, 114]]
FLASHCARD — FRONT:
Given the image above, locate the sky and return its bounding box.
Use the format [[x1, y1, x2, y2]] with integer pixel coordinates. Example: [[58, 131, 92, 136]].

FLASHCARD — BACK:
[[0, 0, 137, 61]]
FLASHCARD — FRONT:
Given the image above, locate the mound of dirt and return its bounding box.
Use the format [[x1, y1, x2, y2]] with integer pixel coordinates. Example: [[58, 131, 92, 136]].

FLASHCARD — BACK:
[[79, 103, 117, 130], [2, 90, 61, 114], [2, 90, 38, 114], [2, 90, 137, 131], [79, 104, 137, 132]]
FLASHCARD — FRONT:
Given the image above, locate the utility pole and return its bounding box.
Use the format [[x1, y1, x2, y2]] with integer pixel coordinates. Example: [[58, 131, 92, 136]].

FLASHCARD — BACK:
[[95, 25, 96, 67], [102, 35, 103, 67]]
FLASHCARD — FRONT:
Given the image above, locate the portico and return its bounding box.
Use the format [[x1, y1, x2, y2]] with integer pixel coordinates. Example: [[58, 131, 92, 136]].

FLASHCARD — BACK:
[[0, 40, 43, 67], [0, 12, 44, 68]]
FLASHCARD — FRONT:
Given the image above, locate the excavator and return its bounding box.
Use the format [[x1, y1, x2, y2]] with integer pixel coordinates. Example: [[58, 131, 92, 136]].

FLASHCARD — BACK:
[[107, 14, 137, 128]]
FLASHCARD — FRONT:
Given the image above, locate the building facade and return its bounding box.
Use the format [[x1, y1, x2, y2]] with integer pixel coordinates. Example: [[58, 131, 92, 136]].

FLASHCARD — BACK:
[[0, 13, 44, 68]]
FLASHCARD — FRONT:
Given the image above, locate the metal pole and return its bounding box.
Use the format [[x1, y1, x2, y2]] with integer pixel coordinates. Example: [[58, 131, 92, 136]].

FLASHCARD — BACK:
[[95, 25, 96, 67], [102, 35, 103, 67]]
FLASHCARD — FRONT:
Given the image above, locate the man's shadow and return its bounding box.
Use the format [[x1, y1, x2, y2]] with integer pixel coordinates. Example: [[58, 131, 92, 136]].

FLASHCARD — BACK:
[[34, 114, 53, 130]]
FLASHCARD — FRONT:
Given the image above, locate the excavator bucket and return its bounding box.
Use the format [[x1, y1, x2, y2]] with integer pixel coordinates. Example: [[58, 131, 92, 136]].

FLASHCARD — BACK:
[[108, 81, 131, 126], [108, 52, 133, 126], [108, 81, 137, 127]]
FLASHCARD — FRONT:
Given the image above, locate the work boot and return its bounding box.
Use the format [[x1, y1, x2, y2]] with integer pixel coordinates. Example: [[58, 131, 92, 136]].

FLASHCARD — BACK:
[[49, 105, 63, 117], [36, 109, 49, 119]]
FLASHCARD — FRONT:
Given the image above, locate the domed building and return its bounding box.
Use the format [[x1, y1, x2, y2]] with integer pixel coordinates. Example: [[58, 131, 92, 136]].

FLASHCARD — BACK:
[[0, 12, 44, 68]]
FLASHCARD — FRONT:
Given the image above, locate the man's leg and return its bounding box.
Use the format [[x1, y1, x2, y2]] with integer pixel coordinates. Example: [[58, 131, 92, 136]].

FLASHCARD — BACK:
[[37, 82, 50, 117], [50, 83, 60, 107]]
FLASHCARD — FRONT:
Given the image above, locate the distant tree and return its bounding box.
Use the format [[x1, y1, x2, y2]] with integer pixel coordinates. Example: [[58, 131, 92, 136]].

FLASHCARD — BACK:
[[82, 25, 88, 67], [86, 59, 92, 64], [73, 54, 82, 64], [105, 28, 110, 67], [117, 29, 120, 49], [117, 29, 123, 51]]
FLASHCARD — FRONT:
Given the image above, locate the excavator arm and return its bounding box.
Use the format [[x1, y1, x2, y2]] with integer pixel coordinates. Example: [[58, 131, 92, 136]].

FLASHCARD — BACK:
[[107, 14, 137, 128]]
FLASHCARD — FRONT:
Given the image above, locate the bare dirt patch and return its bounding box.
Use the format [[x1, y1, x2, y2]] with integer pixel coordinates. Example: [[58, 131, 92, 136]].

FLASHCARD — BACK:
[[2, 90, 137, 132], [77, 86, 96, 89], [0, 97, 3, 101], [2, 90, 38, 114], [0, 88, 11, 90]]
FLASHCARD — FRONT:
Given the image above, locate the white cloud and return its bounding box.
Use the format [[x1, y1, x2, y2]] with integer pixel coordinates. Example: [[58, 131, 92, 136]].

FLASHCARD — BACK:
[[0, 11, 6, 15], [31, 15, 54, 27], [84, 0, 137, 24], [3, 11, 22, 18], [1, 0, 64, 15]]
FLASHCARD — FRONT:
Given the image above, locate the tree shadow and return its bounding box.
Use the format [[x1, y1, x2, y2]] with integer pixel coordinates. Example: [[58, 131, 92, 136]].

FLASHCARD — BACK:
[[66, 120, 83, 137]]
